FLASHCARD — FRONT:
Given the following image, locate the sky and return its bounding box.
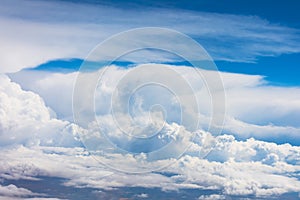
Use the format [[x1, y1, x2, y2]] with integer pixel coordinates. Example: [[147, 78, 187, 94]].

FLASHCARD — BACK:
[[1, 0, 300, 199]]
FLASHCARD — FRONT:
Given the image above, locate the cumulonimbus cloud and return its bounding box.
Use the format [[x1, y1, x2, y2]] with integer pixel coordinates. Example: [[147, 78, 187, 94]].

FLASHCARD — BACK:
[[9, 64, 300, 144], [1, 68, 300, 198]]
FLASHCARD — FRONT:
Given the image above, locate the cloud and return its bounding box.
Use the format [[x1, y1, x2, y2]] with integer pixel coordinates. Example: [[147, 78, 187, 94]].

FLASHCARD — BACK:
[[136, 193, 148, 198], [1, 134, 300, 197], [1, 69, 300, 198], [9, 64, 300, 144], [168, 135, 300, 197], [0, 74, 82, 147], [0, 196, 64, 200], [8, 70, 78, 120], [1, 1, 299, 199], [0, 184, 36, 197], [1, 0, 300, 72], [198, 194, 226, 200]]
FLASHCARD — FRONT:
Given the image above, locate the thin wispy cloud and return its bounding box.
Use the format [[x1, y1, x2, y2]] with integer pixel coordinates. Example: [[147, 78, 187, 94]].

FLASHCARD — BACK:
[[1, 0, 300, 72], [1, 1, 300, 199]]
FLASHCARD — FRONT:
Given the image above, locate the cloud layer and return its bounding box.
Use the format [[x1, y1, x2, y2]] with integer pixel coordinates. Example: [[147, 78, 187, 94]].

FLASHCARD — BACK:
[[1, 0, 300, 199], [1, 69, 300, 198], [0, 74, 81, 147], [9, 64, 300, 144], [1, 0, 300, 72]]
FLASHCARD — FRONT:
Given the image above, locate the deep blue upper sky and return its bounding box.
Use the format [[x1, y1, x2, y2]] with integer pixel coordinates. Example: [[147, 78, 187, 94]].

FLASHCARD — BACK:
[[30, 0, 300, 86], [56, 0, 300, 28]]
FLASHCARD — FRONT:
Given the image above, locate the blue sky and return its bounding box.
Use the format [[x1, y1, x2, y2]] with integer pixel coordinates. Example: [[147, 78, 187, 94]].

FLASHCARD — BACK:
[[31, 53, 300, 86], [9, 0, 299, 86], [217, 53, 300, 86], [1, 0, 300, 199], [73, 0, 300, 28]]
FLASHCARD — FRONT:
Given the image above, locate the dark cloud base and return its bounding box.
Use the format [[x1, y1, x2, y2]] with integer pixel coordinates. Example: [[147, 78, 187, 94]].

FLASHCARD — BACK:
[[2, 177, 299, 200]]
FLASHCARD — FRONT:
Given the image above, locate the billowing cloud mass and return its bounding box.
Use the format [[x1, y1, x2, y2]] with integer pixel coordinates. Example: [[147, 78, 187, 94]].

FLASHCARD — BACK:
[[1, 0, 300, 72], [1, 66, 300, 199], [9, 64, 300, 144], [0, 184, 36, 197], [1, 0, 300, 199], [0, 74, 82, 147]]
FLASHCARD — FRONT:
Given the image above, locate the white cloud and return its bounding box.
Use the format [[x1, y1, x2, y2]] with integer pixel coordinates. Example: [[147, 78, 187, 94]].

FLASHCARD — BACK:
[[1, 1, 299, 198], [198, 194, 226, 200], [0, 197, 64, 200], [1, 69, 300, 198], [9, 64, 300, 144], [169, 135, 300, 196], [0, 184, 36, 197], [1, 0, 300, 72], [0, 74, 82, 147], [136, 193, 148, 198], [8, 70, 78, 120], [23, 198, 64, 200], [1, 133, 300, 197]]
